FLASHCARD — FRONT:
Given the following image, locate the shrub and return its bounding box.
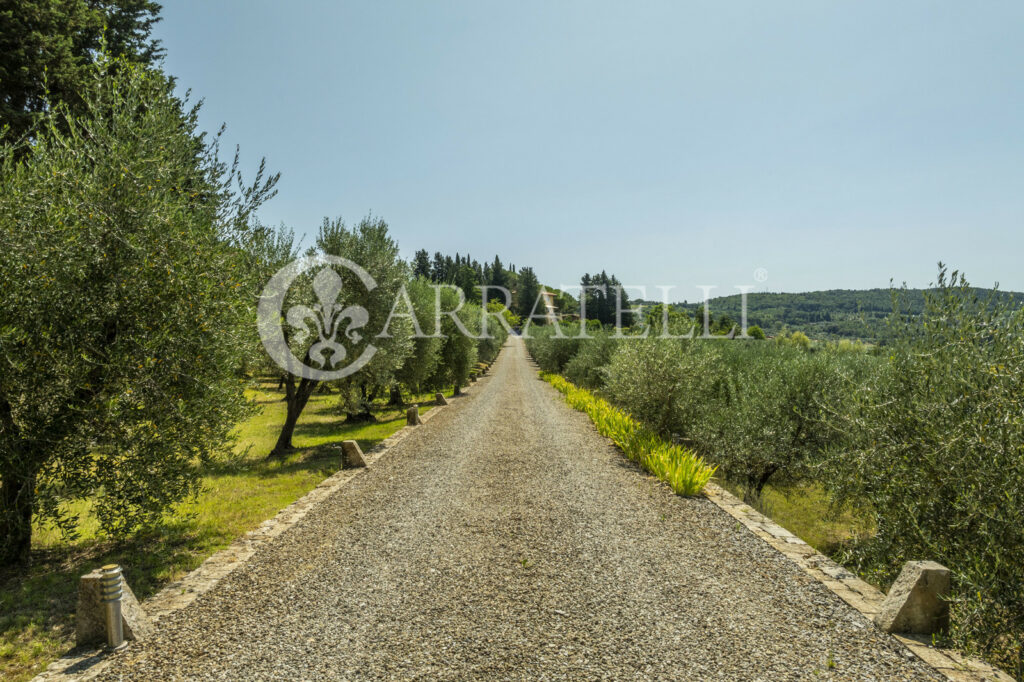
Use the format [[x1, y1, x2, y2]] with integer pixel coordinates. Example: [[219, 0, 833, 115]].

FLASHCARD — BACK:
[[487, 299, 520, 330], [524, 323, 581, 372], [822, 268, 1024, 671], [832, 338, 865, 353], [777, 330, 811, 350], [603, 339, 713, 439], [563, 332, 620, 389], [746, 325, 766, 340]]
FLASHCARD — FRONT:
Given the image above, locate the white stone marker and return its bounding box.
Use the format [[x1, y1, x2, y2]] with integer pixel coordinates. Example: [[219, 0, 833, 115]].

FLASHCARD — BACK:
[[873, 560, 950, 634], [341, 440, 366, 468], [406, 405, 422, 425]]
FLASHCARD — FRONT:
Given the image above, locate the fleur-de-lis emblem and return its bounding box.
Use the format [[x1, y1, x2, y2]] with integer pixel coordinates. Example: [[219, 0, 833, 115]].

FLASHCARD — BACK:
[[285, 267, 369, 368], [258, 254, 378, 381]]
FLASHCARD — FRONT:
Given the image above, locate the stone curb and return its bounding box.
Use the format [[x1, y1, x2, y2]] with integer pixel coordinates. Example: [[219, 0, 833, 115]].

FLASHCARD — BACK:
[[702, 482, 1014, 682], [527, 355, 1013, 681], [31, 364, 496, 682]]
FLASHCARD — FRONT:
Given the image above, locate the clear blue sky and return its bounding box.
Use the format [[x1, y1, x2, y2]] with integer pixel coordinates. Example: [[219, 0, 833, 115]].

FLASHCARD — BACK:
[[156, 1, 1024, 295]]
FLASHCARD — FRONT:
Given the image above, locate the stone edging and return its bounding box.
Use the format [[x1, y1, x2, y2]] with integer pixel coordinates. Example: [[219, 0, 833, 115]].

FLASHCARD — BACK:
[[702, 482, 1013, 682], [524, 349, 1012, 682], [32, 367, 493, 682]]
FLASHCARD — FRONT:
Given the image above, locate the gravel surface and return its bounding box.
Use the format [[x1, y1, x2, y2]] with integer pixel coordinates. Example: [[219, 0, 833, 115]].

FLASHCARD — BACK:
[[96, 337, 940, 681]]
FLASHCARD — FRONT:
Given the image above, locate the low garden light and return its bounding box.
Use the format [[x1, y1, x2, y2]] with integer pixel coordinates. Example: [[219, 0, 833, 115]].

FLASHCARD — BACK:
[[100, 564, 127, 650]]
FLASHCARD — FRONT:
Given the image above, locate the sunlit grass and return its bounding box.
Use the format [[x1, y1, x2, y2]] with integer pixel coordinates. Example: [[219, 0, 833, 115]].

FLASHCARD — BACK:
[[720, 479, 874, 555], [2, 381, 446, 682]]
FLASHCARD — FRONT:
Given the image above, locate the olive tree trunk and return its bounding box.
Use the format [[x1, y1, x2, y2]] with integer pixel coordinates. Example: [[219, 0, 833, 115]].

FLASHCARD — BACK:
[[0, 458, 36, 567], [269, 373, 318, 459]]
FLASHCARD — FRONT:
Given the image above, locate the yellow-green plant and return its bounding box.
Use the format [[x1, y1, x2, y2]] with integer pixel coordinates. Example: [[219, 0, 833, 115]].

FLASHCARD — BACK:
[[541, 373, 716, 496]]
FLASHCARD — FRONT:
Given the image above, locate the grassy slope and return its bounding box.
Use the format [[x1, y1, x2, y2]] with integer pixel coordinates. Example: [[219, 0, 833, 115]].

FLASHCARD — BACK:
[[718, 479, 873, 554], [0, 381, 442, 682]]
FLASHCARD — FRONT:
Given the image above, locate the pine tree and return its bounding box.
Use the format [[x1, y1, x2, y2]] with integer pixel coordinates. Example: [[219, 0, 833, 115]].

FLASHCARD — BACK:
[[0, 0, 165, 143], [412, 248, 431, 279], [517, 267, 541, 318], [431, 251, 446, 282]]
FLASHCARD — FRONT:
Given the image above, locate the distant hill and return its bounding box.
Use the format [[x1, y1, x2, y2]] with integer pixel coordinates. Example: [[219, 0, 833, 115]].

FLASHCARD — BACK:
[[668, 288, 1023, 341]]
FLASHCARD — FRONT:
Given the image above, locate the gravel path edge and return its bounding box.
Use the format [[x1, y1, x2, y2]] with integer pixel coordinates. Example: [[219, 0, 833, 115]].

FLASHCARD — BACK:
[[700, 483, 1012, 682], [528, 348, 1011, 682], [30, 365, 495, 682]]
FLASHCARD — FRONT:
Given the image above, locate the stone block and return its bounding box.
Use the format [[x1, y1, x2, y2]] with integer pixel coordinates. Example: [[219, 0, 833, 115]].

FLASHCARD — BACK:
[[873, 560, 950, 634], [341, 440, 366, 468], [406, 405, 422, 425], [435, 393, 448, 406], [76, 569, 151, 647]]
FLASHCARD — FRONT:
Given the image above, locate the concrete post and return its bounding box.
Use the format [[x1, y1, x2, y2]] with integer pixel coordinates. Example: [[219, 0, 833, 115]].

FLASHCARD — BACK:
[[874, 560, 951, 634], [406, 405, 422, 425], [77, 565, 151, 648], [435, 393, 448, 406], [341, 440, 366, 468]]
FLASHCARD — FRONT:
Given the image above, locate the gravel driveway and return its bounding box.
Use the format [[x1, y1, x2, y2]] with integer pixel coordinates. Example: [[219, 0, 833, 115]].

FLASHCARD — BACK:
[[96, 337, 939, 681]]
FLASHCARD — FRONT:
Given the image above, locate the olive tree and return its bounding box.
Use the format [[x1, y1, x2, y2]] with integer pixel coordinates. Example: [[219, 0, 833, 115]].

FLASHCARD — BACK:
[[524, 323, 582, 373], [822, 268, 1024, 671], [426, 286, 480, 396], [239, 222, 298, 380], [564, 331, 621, 390], [692, 343, 849, 498], [318, 218, 413, 422], [604, 339, 712, 438], [388, 277, 444, 403], [268, 216, 414, 457], [0, 60, 277, 566]]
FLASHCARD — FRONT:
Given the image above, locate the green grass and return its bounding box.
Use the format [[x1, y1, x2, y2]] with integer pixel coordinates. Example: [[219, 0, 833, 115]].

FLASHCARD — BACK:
[[720, 479, 874, 554], [0, 380, 446, 682]]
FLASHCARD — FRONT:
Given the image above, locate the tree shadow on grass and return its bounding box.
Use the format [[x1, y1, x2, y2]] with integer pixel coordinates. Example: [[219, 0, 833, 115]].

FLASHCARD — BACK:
[[0, 516, 232, 681], [1, 389, 431, 680], [1, 434, 365, 679], [259, 412, 405, 469]]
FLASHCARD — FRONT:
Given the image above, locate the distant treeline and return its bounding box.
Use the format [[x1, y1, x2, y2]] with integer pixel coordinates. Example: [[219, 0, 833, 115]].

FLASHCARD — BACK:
[[411, 249, 577, 320], [669, 287, 1023, 341]]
